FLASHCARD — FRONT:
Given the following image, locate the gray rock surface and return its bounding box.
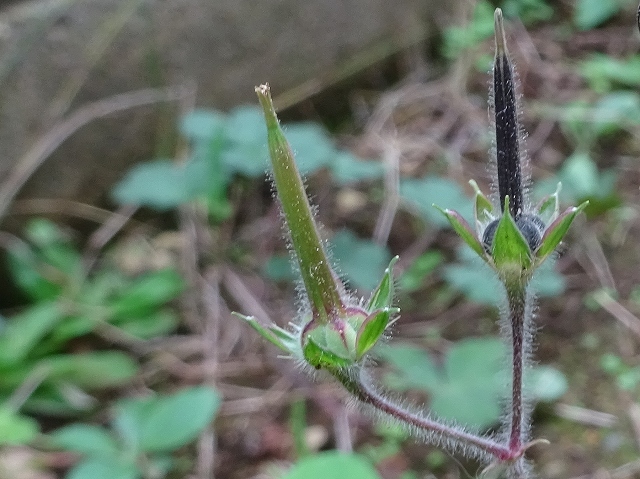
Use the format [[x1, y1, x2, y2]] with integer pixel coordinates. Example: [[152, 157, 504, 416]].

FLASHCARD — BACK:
[[0, 0, 449, 211]]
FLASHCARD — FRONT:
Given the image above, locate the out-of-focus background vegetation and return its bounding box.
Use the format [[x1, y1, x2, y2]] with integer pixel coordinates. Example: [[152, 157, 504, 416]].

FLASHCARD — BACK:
[[0, 0, 639, 477]]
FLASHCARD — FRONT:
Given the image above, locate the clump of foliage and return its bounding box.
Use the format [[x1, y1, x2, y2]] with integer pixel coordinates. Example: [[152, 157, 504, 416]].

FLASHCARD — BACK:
[[49, 386, 220, 479], [238, 10, 587, 478], [0, 219, 183, 423]]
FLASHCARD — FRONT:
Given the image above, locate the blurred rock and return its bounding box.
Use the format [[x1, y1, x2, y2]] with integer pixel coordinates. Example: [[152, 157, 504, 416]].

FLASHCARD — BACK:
[[0, 0, 450, 210]]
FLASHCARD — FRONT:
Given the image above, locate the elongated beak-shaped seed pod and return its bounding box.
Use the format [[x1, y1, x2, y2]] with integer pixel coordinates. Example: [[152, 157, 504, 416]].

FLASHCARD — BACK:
[[255, 84, 345, 323], [493, 8, 523, 219]]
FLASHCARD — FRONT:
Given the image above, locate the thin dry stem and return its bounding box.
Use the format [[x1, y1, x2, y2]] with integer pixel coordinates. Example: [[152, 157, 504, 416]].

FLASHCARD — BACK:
[[0, 85, 191, 222], [373, 142, 401, 245]]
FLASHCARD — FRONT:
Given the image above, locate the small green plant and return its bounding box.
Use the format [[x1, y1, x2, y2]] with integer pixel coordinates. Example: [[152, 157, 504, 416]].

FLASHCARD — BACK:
[[112, 104, 383, 220], [238, 9, 586, 479], [1, 218, 183, 414], [49, 386, 220, 479]]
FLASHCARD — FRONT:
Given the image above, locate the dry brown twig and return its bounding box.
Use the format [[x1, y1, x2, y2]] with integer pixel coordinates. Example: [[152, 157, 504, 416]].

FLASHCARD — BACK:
[[0, 85, 191, 222]]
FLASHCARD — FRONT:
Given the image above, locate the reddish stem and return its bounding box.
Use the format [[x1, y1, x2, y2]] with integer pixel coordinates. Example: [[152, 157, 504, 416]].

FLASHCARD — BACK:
[[331, 368, 513, 462], [507, 285, 527, 453]]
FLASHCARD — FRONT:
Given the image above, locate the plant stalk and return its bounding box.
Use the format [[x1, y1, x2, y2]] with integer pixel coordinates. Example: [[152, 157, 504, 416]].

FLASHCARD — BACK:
[[330, 367, 513, 462], [507, 285, 527, 453]]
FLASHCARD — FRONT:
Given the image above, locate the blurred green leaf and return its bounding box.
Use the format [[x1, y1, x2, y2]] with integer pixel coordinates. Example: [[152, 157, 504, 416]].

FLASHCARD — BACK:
[[0, 407, 39, 445], [580, 54, 640, 92], [67, 458, 139, 479], [224, 105, 267, 146], [50, 424, 119, 457], [331, 152, 384, 185], [398, 251, 443, 293], [262, 255, 297, 282], [442, 0, 494, 58], [330, 229, 391, 291], [0, 302, 64, 365], [377, 344, 441, 390], [110, 268, 184, 320], [285, 123, 335, 174], [400, 176, 471, 228], [562, 152, 612, 198], [25, 218, 66, 247], [379, 338, 506, 429], [111, 159, 197, 209], [282, 451, 381, 479], [380, 337, 570, 428], [535, 152, 619, 216], [527, 366, 568, 401], [117, 309, 178, 339], [179, 109, 226, 142], [443, 261, 500, 305], [6, 245, 61, 300], [574, 0, 623, 30], [502, 0, 553, 24], [556, 93, 640, 145], [222, 105, 269, 177], [39, 351, 138, 390], [116, 386, 220, 453]]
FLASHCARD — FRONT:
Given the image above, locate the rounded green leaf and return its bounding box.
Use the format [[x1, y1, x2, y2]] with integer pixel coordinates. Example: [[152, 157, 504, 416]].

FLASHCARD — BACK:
[[331, 152, 383, 185], [179, 109, 226, 142], [400, 176, 471, 227], [68, 458, 139, 479], [49, 424, 119, 457], [282, 451, 381, 479], [111, 159, 192, 209], [135, 386, 220, 452], [527, 366, 568, 402], [330, 229, 391, 292]]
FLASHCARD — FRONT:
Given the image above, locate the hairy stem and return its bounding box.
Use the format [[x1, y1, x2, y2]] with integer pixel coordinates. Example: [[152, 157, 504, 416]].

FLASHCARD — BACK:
[[507, 285, 527, 453], [330, 367, 512, 462]]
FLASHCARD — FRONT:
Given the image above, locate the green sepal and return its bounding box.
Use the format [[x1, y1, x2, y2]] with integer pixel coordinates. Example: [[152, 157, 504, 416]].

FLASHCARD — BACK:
[[366, 256, 398, 311], [534, 182, 561, 224], [470, 180, 494, 228], [491, 196, 532, 272], [356, 308, 390, 359], [536, 201, 588, 262], [303, 335, 352, 369], [433, 205, 486, 260], [233, 313, 300, 355]]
